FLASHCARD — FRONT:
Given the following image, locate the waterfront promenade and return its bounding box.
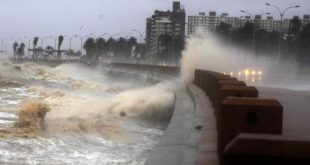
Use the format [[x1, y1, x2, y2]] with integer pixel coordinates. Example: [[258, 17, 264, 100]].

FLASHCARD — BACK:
[[146, 85, 218, 165], [6, 58, 310, 164]]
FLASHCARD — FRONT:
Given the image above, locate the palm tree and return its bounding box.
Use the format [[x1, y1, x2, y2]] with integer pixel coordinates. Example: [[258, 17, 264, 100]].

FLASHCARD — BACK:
[[83, 37, 95, 58], [95, 37, 106, 57], [127, 37, 137, 57], [16, 43, 25, 59], [33, 37, 39, 48], [46, 46, 54, 56], [13, 42, 19, 57], [31, 37, 39, 59], [57, 35, 64, 58], [116, 37, 127, 58], [106, 37, 116, 57]]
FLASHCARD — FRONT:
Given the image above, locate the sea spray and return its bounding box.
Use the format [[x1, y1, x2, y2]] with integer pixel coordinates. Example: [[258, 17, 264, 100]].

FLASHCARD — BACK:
[[0, 100, 50, 138], [21, 81, 176, 138], [15, 101, 50, 133], [179, 33, 287, 85], [180, 34, 247, 84], [108, 81, 176, 122], [0, 61, 177, 139], [0, 60, 178, 164]]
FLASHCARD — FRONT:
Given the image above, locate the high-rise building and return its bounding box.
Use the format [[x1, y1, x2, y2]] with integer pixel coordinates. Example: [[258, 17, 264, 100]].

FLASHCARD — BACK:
[[187, 12, 239, 35], [304, 15, 310, 24], [187, 12, 310, 36], [146, 1, 186, 59]]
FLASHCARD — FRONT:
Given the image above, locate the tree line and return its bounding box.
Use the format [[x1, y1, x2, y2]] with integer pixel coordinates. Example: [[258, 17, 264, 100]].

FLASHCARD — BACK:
[[216, 17, 310, 71], [156, 34, 184, 64], [12, 35, 147, 61], [83, 37, 146, 60]]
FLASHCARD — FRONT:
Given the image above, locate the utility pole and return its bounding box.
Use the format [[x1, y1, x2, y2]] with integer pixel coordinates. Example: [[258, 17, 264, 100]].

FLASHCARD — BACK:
[[265, 3, 300, 58]]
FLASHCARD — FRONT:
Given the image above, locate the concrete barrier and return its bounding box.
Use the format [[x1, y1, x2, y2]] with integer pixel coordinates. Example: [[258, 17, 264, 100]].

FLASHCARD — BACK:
[[216, 85, 258, 116], [214, 81, 247, 115], [224, 133, 310, 165], [201, 70, 214, 94], [218, 97, 283, 158], [206, 73, 236, 105], [194, 69, 203, 88]]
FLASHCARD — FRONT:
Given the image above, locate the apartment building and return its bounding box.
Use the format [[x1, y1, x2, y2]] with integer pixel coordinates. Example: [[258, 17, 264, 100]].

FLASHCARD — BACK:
[[188, 12, 310, 35], [145, 1, 186, 58]]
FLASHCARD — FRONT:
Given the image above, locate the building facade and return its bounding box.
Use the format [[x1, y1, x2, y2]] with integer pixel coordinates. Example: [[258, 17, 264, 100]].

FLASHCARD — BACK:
[[146, 1, 186, 59], [187, 12, 310, 36]]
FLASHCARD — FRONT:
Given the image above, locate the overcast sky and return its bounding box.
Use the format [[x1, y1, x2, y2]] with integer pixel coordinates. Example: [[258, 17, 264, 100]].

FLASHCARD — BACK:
[[0, 0, 309, 50]]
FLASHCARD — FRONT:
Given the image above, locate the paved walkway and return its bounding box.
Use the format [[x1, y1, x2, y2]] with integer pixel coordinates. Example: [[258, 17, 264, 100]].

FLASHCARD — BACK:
[[258, 87, 310, 139], [146, 83, 310, 165], [145, 85, 218, 165]]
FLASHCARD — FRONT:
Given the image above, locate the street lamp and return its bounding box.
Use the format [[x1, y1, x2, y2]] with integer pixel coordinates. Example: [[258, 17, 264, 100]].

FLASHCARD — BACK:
[[9, 37, 17, 56], [132, 29, 143, 44], [265, 3, 300, 58], [75, 35, 88, 55], [68, 36, 73, 50], [50, 36, 58, 50], [133, 29, 144, 60], [67, 35, 79, 50], [23, 36, 31, 57], [0, 38, 8, 56], [241, 10, 255, 56], [40, 36, 50, 48]]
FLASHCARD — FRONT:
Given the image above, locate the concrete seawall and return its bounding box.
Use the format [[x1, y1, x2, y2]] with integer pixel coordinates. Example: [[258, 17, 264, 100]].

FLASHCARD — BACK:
[[145, 85, 218, 165]]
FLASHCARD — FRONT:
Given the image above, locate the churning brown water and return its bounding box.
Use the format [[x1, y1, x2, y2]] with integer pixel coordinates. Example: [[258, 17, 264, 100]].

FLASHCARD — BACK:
[[0, 60, 176, 164]]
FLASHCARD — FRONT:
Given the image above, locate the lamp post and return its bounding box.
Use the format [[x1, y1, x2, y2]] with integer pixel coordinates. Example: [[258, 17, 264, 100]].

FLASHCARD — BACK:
[[75, 35, 88, 55], [0, 38, 7, 56], [23, 36, 31, 57], [133, 29, 144, 61], [240, 11, 254, 55], [132, 29, 143, 44], [20, 36, 29, 58], [265, 3, 300, 58], [40, 36, 50, 48], [51, 36, 58, 51], [69, 36, 73, 50], [10, 37, 17, 56]]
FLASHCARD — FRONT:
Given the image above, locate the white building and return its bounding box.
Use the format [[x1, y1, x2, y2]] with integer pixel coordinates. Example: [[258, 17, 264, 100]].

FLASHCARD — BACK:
[[148, 17, 172, 56], [187, 12, 310, 36], [146, 1, 186, 58]]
